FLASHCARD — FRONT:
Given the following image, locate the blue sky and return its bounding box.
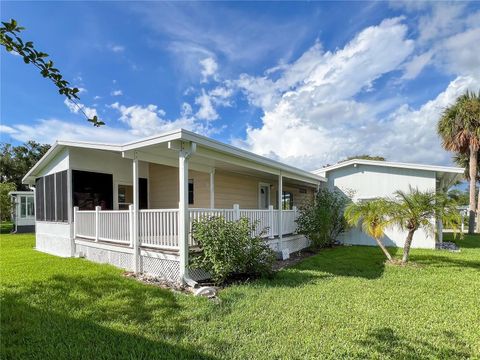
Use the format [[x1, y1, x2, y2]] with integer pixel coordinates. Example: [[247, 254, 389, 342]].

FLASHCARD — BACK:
[[1, 1, 479, 170]]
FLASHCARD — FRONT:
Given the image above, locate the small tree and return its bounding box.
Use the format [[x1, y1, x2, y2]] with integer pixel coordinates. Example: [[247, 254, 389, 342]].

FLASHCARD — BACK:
[[0, 182, 16, 222], [296, 188, 348, 249], [388, 188, 461, 264], [344, 199, 394, 261], [190, 216, 276, 284]]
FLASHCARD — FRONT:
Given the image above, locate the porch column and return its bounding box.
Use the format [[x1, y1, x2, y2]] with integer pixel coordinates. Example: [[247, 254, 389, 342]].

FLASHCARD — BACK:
[[178, 142, 190, 283], [437, 177, 445, 244], [132, 153, 140, 273], [210, 168, 215, 209], [278, 172, 283, 251]]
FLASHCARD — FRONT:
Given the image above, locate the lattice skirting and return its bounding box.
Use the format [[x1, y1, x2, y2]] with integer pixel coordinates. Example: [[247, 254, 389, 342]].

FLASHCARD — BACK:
[[141, 256, 180, 282], [76, 244, 134, 271]]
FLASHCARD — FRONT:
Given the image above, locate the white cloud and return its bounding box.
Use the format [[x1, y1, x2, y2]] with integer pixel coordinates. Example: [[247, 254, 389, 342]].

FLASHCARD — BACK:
[[110, 101, 219, 137], [111, 90, 123, 96], [200, 57, 218, 83], [109, 44, 125, 53], [2, 118, 136, 144], [233, 17, 472, 169], [195, 89, 218, 121], [64, 99, 98, 119], [0, 124, 17, 134], [398, 3, 480, 79]]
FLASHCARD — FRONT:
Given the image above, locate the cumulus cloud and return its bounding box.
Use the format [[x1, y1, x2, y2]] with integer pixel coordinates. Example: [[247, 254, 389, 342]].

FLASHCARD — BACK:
[[200, 57, 218, 83], [195, 89, 218, 121], [111, 90, 123, 96], [234, 18, 421, 168], [110, 101, 219, 137], [64, 99, 98, 119]]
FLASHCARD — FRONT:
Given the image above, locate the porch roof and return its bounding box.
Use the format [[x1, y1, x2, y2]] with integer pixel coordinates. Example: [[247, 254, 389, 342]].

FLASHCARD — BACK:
[[23, 129, 325, 186]]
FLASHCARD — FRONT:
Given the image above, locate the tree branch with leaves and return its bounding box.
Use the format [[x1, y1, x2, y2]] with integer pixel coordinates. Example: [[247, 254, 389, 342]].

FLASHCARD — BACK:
[[0, 19, 104, 126]]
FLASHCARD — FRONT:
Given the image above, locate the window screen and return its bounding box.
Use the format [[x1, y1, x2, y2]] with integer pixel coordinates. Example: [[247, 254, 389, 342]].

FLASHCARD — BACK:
[[55, 171, 68, 222], [72, 170, 113, 210], [45, 174, 56, 221], [35, 177, 44, 221]]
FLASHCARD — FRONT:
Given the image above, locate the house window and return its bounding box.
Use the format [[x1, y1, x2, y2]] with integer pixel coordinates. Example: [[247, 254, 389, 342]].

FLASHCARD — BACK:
[[282, 191, 294, 210], [188, 179, 194, 205], [55, 171, 68, 222], [20, 196, 27, 218], [118, 184, 133, 210], [27, 197, 34, 216]]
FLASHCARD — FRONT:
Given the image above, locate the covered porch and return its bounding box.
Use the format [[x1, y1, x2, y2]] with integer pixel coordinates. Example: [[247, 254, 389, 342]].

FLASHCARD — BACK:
[[70, 130, 323, 283]]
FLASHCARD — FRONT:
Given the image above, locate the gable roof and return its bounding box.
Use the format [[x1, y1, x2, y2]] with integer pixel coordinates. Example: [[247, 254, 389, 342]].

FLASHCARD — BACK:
[[313, 159, 464, 176], [23, 129, 326, 184]]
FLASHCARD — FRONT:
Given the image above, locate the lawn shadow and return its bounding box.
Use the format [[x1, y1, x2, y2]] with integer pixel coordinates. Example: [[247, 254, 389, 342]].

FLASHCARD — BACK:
[[355, 327, 472, 359], [411, 253, 480, 270], [258, 245, 401, 288], [0, 291, 217, 360]]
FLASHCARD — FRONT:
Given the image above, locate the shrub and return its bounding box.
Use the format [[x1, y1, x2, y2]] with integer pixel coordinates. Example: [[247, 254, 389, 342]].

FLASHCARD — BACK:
[[190, 216, 276, 284], [0, 182, 16, 222], [296, 187, 348, 249]]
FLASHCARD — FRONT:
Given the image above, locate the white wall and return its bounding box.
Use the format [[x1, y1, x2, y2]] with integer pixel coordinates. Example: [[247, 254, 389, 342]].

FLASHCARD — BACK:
[[36, 222, 73, 257], [327, 164, 437, 249]]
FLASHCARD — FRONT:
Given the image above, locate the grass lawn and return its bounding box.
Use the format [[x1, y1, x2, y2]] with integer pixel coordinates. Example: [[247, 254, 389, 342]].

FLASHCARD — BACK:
[[1, 233, 479, 359]]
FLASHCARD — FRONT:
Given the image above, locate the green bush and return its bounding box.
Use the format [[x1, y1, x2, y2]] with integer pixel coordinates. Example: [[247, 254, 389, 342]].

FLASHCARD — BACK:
[[190, 216, 276, 284], [0, 182, 16, 222], [296, 187, 348, 249]]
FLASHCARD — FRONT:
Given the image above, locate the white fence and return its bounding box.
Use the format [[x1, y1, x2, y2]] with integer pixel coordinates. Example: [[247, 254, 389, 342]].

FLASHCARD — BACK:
[[140, 209, 179, 249], [74, 204, 299, 249]]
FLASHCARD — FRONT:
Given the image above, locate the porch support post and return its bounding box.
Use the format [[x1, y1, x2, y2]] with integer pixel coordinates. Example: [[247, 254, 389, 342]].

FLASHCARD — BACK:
[[178, 142, 192, 283], [278, 172, 283, 251], [132, 153, 140, 273], [210, 168, 215, 209]]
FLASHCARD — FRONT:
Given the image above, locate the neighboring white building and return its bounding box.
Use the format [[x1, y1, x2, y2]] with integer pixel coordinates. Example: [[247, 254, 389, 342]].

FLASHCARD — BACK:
[[314, 159, 464, 249], [9, 191, 36, 233]]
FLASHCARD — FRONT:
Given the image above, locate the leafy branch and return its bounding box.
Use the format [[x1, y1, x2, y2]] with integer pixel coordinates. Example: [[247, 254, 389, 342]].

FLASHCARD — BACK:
[[0, 19, 104, 126]]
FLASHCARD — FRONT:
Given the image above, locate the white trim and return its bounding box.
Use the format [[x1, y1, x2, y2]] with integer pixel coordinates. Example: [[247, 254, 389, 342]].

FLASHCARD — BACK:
[[74, 239, 134, 254], [315, 159, 464, 175]]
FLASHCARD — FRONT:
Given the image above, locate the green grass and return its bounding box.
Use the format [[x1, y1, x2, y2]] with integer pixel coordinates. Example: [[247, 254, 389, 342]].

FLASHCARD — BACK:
[[1, 233, 479, 359]]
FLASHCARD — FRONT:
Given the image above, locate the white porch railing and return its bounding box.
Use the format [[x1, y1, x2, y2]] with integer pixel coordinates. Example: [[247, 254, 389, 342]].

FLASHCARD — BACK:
[[139, 209, 179, 249], [74, 204, 299, 249]]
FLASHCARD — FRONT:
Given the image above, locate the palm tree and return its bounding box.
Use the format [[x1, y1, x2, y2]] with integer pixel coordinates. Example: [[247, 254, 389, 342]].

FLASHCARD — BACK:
[[344, 199, 394, 261], [438, 91, 480, 234], [389, 187, 461, 264], [453, 152, 480, 232]]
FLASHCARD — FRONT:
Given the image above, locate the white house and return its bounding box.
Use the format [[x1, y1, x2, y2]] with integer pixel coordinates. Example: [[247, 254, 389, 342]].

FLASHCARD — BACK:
[[314, 159, 464, 249], [9, 191, 36, 233], [22, 129, 324, 284]]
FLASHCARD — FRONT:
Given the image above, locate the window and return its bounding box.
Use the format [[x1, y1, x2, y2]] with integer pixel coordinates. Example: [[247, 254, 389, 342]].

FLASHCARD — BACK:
[[117, 179, 148, 210], [282, 191, 294, 210], [27, 197, 34, 216], [72, 170, 113, 210], [188, 179, 194, 205], [118, 184, 133, 210], [20, 196, 27, 218], [35, 177, 44, 221]]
